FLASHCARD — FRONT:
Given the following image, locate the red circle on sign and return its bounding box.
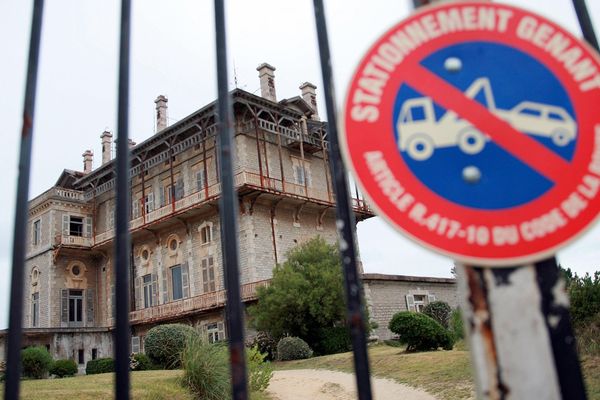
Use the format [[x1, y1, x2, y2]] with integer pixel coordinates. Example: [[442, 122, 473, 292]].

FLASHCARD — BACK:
[[341, 2, 600, 266]]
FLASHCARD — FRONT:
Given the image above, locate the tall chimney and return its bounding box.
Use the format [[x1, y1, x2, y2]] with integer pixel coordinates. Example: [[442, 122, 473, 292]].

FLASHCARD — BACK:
[[257, 63, 277, 102], [155, 95, 168, 132], [100, 130, 113, 164], [300, 82, 319, 120], [82, 150, 93, 173]]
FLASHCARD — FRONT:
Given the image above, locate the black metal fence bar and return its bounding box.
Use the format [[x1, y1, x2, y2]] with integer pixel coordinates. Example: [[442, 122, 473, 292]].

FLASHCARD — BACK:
[[4, 1, 44, 399], [572, 0, 600, 52], [213, 1, 249, 399], [114, 0, 132, 398], [312, 1, 374, 399]]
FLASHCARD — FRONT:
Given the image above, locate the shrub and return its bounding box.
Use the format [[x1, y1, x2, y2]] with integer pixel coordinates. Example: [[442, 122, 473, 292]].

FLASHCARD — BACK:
[[49, 359, 78, 378], [145, 323, 198, 369], [423, 301, 453, 329], [316, 326, 351, 355], [277, 337, 313, 361], [181, 336, 231, 399], [21, 346, 53, 379], [576, 313, 600, 356], [388, 312, 454, 352], [247, 346, 273, 392], [86, 358, 114, 375], [130, 353, 153, 371], [247, 331, 278, 361], [450, 308, 465, 340]]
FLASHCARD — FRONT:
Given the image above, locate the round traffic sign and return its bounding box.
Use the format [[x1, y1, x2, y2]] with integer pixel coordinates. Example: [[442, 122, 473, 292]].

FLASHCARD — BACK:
[[341, 2, 600, 266]]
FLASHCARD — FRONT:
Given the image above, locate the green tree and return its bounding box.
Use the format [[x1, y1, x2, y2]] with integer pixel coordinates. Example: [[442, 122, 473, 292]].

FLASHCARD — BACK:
[[249, 237, 346, 351], [559, 265, 600, 326]]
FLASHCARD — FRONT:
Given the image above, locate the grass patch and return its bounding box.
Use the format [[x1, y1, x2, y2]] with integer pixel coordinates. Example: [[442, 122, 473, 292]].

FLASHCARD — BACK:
[[0, 370, 273, 400], [583, 356, 600, 399]]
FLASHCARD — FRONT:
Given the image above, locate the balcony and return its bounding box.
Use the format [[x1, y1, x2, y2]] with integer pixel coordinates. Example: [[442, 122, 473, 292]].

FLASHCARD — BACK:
[[54, 233, 93, 247], [30, 187, 86, 210], [129, 279, 269, 324], [92, 169, 372, 246]]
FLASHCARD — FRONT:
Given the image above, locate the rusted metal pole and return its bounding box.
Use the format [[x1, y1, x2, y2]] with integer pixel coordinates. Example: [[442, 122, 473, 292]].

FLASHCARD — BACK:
[[5, 1, 44, 399], [457, 259, 586, 399]]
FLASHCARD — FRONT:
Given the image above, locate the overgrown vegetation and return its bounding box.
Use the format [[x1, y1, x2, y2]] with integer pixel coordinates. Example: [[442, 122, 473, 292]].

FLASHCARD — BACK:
[[561, 266, 600, 356], [277, 337, 313, 361], [389, 312, 454, 352], [145, 323, 199, 369], [86, 358, 114, 375], [315, 326, 352, 355], [181, 336, 273, 399], [130, 353, 154, 371], [21, 346, 53, 379], [247, 331, 278, 361], [250, 237, 363, 354], [49, 359, 78, 378], [450, 308, 465, 340], [423, 301, 452, 328]]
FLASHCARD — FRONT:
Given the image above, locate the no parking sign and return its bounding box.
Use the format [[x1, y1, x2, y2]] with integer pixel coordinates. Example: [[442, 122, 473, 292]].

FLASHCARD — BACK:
[[342, 2, 600, 265]]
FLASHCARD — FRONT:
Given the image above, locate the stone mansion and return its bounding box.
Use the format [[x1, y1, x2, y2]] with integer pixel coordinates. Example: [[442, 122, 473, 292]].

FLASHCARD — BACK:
[[0, 63, 457, 370]]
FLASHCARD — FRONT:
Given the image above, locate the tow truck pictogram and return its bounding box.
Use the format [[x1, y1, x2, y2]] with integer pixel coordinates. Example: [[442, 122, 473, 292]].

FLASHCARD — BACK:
[[397, 77, 577, 161]]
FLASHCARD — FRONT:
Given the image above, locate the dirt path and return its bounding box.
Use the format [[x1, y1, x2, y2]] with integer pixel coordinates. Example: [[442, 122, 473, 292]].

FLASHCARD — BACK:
[[267, 369, 438, 400]]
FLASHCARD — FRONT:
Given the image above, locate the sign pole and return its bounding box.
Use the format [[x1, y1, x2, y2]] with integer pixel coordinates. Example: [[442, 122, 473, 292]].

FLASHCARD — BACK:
[[457, 260, 587, 399], [407, 1, 586, 398]]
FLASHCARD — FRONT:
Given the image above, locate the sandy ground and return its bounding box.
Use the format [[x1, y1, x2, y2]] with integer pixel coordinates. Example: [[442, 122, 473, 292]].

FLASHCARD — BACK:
[[266, 369, 438, 400]]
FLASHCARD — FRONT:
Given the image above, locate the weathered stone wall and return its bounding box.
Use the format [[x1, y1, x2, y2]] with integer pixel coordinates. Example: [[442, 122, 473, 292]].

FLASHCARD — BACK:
[[363, 275, 459, 341]]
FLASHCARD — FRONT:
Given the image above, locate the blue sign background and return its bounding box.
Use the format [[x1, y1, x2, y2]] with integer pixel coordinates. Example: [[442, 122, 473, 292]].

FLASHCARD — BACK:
[[393, 42, 576, 210]]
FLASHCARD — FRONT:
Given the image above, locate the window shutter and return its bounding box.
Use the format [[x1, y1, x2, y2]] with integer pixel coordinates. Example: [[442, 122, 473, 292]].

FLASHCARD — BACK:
[[182, 262, 190, 298], [161, 267, 168, 303], [209, 257, 215, 291], [196, 170, 205, 191], [134, 276, 142, 310], [86, 288, 95, 324], [406, 294, 416, 312], [147, 192, 154, 212], [152, 273, 159, 305], [131, 336, 140, 354], [218, 322, 225, 340], [427, 294, 436, 304], [61, 289, 69, 325], [159, 186, 165, 207], [202, 258, 208, 293], [175, 179, 184, 200], [62, 215, 70, 236], [132, 199, 139, 219], [85, 217, 93, 238]]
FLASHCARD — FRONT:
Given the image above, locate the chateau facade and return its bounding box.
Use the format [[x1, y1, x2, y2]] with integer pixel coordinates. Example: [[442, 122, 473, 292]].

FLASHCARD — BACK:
[[2, 63, 372, 370]]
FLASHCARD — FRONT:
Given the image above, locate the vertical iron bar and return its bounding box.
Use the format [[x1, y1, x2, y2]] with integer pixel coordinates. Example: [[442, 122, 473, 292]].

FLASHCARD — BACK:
[[572, 0, 600, 52], [5, 1, 44, 399], [312, 1, 373, 399], [213, 1, 248, 399], [114, 0, 132, 399]]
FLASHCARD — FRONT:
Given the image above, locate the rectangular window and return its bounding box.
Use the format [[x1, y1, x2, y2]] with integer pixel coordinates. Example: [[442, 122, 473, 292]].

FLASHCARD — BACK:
[[108, 208, 115, 229], [413, 295, 426, 312], [144, 192, 154, 214], [294, 164, 311, 186], [171, 265, 183, 301], [207, 322, 225, 344], [69, 217, 84, 237], [32, 292, 39, 327], [163, 185, 173, 205], [92, 348, 98, 360], [143, 274, 153, 308], [33, 220, 41, 245], [69, 289, 84, 324], [78, 349, 84, 365], [202, 257, 216, 293], [200, 225, 212, 244]]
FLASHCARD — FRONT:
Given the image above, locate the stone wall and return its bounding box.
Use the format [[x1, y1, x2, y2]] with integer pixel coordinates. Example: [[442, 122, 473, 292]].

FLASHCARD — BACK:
[[363, 274, 459, 341]]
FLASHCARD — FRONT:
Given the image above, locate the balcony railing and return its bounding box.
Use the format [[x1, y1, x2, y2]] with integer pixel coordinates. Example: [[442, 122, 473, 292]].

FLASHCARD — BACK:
[[129, 279, 269, 324], [54, 233, 93, 247], [83, 169, 370, 247]]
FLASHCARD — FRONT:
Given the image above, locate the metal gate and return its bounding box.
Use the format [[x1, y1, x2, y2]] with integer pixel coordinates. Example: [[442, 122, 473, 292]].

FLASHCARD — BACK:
[[4, 1, 599, 399]]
